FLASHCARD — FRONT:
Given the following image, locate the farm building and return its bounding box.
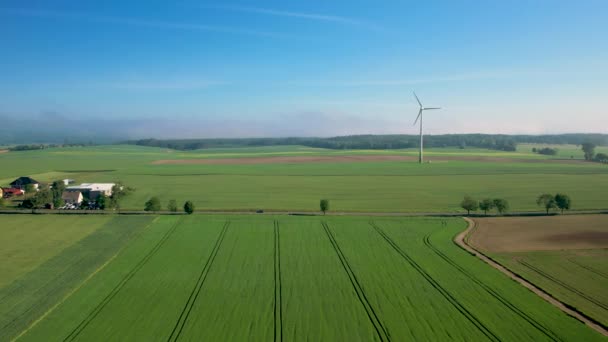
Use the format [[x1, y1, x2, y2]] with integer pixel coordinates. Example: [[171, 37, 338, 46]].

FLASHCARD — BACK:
[[2, 188, 24, 198], [61, 191, 83, 205], [66, 183, 114, 200], [10, 177, 40, 190]]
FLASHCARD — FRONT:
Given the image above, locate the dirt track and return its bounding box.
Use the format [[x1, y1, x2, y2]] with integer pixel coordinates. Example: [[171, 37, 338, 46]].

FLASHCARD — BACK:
[[152, 155, 587, 165], [458, 218, 608, 336]]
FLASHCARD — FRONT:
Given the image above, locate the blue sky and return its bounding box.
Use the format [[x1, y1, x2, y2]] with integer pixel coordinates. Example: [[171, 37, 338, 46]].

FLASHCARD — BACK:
[[1, 0, 607, 137]]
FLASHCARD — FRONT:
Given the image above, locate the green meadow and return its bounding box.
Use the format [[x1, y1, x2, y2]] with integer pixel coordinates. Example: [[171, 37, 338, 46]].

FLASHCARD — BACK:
[[0, 144, 607, 212], [1, 215, 600, 341]]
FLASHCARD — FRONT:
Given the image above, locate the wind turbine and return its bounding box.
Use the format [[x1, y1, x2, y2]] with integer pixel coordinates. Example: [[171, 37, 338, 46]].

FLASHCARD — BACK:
[[413, 92, 441, 164]]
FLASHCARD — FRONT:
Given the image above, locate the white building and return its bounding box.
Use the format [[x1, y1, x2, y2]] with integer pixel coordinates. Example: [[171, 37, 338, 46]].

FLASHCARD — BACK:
[[66, 183, 115, 200]]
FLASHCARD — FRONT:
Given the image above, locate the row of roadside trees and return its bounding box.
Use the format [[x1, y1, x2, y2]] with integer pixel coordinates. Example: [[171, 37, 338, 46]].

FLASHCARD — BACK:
[[144, 197, 195, 214], [460, 197, 510, 216], [460, 193, 572, 216]]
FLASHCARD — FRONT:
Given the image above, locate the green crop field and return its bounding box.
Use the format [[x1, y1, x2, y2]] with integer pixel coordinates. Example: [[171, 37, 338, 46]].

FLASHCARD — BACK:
[[0, 215, 155, 341], [497, 250, 608, 328], [2, 215, 602, 341], [0, 144, 607, 212]]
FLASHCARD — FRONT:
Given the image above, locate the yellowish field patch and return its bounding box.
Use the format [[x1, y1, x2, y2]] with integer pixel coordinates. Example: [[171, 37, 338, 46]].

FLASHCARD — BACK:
[[0, 216, 111, 288]]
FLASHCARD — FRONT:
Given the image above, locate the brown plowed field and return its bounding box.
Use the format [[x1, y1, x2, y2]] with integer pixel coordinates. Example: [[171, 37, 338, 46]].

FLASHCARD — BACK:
[[468, 215, 608, 253], [0, 150, 8, 154], [152, 155, 585, 165]]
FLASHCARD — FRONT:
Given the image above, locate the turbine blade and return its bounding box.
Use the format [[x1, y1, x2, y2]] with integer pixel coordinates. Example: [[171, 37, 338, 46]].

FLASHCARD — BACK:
[[424, 107, 441, 110], [413, 92, 422, 107], [413, 109, 422, 125]]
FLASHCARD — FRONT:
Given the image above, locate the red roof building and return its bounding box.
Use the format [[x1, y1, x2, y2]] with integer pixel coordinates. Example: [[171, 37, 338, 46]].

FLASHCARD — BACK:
[[2, 188, 24, 198]]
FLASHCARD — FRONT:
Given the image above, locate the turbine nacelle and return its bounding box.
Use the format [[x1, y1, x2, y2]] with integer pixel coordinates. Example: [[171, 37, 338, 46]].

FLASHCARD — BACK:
[[412, 92, 441, 125]]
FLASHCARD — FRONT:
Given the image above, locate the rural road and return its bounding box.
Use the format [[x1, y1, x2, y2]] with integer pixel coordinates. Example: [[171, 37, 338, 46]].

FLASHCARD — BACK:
[[1, 209, 607, 216], [457, 217, 608, 337]]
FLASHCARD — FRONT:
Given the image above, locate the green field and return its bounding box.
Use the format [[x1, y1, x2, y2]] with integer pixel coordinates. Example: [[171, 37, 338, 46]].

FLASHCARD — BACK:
[[0, 215, 155, 341], [0, 144, 607, 212], [1, 215, 602, 341], [497, 250, 608, 328]]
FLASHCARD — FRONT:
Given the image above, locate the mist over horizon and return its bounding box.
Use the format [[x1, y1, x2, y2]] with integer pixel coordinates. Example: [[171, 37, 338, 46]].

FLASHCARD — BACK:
[[0, 111, 606, 145]]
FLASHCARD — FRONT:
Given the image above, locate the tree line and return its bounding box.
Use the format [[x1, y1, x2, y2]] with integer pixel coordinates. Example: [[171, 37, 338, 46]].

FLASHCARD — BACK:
[[8, 143, 94, 152], [144, 197, 195, 214], [461, 193, 572, 216], [126, 134, 608, 152]]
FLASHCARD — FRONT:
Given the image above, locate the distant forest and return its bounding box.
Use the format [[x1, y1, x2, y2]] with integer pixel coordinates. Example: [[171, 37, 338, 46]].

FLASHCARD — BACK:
[[126, 134, 608, 151]]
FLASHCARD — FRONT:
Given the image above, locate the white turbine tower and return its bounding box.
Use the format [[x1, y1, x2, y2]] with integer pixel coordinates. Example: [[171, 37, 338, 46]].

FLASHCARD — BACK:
[[413, 92, 441, 164]]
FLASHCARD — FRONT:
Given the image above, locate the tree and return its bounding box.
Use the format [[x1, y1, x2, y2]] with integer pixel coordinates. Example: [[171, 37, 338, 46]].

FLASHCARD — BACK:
[[582, 142, 596, 161], [460, 196, 478, 215], [24, 184, 36, 195], [167, 199, 178, 212], [96, 194, 107, 210], [51, 180, 66, 208], [536, 193, 556, 214], [144, 197, 161, 212], [320, 199, 330, 215], [493, 198, 510, 215], [554, 193, 571, 214], [479, 198, 495, 215], [106, 182, 134, 210], [184, 201, 195, 215], [595, 153, 608, 163]]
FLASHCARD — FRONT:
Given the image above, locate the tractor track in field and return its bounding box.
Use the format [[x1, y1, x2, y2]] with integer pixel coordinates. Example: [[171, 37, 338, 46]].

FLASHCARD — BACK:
[[167, 220, 230, 342], [567, 259, 608, 280], [370, 221, 500, 342], [321, 221, 390, 342], [273, 220, 284, 342], [63, 217, 183, 342], [517, 260, 608, 311], [422, 233, 562, 341]]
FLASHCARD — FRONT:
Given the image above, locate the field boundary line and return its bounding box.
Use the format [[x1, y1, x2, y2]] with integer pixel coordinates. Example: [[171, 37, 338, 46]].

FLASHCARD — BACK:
[[458, 218, 608, 337], [167, 220, 231, 342], [274, 220, 283, 342], [63, 216, 181, 341], [567, 259, 608, 280], [370, 221, 500, 342], [12, 217, 160, 342], [321, 221, 390, 342], [517, 260, 608, 311], [423, 233, 561, 341]]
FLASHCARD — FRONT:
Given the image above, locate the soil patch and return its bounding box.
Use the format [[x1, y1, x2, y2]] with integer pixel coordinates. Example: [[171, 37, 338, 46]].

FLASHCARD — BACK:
[[0, 150, 8, 154], [541, 231, 608, 247], [468, 215, 608, 253], [152, 155, 587, 165]]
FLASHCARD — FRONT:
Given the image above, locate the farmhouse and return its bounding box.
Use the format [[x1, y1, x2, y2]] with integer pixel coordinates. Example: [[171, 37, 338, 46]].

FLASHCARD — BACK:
[[2, 188, 24, 198], [62, 191, 83, 205], [66, 183, 114, 200], [10, 177, 40, 190]]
